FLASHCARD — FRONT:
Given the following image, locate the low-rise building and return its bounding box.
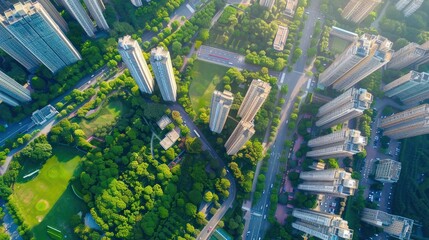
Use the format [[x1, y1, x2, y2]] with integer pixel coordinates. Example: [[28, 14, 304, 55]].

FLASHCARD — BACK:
[[273, 25, 288, 51], [160, 129, 180, 150], [31, 105, 58, 125]]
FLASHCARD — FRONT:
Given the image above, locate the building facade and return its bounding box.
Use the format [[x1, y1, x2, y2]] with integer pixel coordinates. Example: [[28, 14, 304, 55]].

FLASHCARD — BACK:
[[292, 209, 353, 240], [298, 169, 359, 197], [259, 0, 275, 9], [361, 208, 414, 240], [375, 159, 402, 183], [0, 70, 31, 106], [209, 90, 234, 133], [403, 0, 424, 17], [388, 41, 429, 70], [380, 104, 429, 139], [341, 0, 382, 23], [307, 129, 367, 159], [118, 35, 154, 94], [150, 47, 177, 102], [38, 0, 68, 32], [395, 0, 412, 10], [0, 15, 41, 71], [130, 0, 142, 7], [316, 88, 373, 128], [383, 71, 429, 105], [225, 120, 255, 155], [1, 2, 81, 73], [62, 0, 96, 37], [237, 79, 271, 122], [319, 34, 393, 91], [83, 0, 109, 30]]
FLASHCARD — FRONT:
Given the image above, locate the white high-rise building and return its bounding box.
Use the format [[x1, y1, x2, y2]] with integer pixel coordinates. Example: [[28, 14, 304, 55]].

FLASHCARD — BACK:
[[403, 0, 424, 17], [298, 169, 359, 198], [307, 129, 367, 159], [83, 0, 109, 30], [361, 208, 414, 240], [118, 35, 154, 94], [225, 120, 255, 155], [150, 47, 177, 102], [62, 0, 96, 37], [381, 104, 429, 139], [130, 0, 142, 7], [238, 79, 271, 122], [341, 0, 382, 23], [383, 71, 429, 105], [0, 70, 31, 106], [395, 0, 412, 10], [319, 34, 393, 91], [316, 88, 373, 128], [209, 90, 234, 133], [293, 209, 354, 240]]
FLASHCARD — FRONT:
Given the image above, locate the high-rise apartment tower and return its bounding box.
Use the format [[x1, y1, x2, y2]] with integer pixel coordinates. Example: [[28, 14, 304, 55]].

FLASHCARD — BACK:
[[0, 15, 41, 71], [130, 0, 142, 7], [361, 208, 414, 240], [316, 88, 373, 128], [297, 168, 359, 197], [375, 159, 402, 183], [292, 209, 354, 240], [259, 0, 275, 9], [341, 0, 382, 23], [319, 34, 393, 91], [38, 0, 68, 32], [0, 70, 31, 106], [118, 35, 154, 94], [403, 0, 424, 17], [307, 129, 367, 159], [0, 2, 81, 73], [61, 0, 96, 37], [150, 47, 177, 102], [383, 71, 429, 105], [396, 0, 413, 10], [388, 41, 429, 70], [237, 79, 271, 122], [209, 90, 234, 133], [83, 0, 109, 30], [380, 104, 429, 139], [225, 120, 255, 155]]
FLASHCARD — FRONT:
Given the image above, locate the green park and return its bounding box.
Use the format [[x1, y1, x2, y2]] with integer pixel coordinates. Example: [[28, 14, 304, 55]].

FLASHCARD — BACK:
[[9, 146, 85, 239]]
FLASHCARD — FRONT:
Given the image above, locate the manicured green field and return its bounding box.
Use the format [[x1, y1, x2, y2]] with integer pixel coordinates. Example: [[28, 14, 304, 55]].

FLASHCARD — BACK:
[[329, 36, 351, 55], [10, 146, 86, 239], [78, 99, 125, 136], [189, 60, 229, 114]]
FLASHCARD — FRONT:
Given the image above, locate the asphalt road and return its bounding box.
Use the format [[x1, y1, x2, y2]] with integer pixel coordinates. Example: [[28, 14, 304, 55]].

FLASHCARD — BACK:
[[0, 66, 124, 176], [245, 1, 324, 239], [0, 67, 108, 147], [358, 97, 406, 240], [141, 0, 197, 42], [197, 45, 281, 77], [169, 103, 237, 240]]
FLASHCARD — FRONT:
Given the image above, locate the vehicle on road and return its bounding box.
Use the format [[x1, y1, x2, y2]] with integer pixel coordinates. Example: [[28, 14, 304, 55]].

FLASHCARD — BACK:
[[91, 74, 95, 77], [193, 130, 200, 138]]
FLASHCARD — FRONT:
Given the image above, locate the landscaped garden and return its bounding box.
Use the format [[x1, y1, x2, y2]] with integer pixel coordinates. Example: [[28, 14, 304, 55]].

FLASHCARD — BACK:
[[76, 99, 127, 137], [189, 60, 229, 114], [9, 146, 86, 239]]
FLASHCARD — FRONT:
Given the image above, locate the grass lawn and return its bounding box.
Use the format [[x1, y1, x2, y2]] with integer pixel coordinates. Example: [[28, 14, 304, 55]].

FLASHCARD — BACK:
[[189, 60, 229, 115], [329, 36, 351, 55], [10, 146, 86, 239], [78, 99, 126, 137]]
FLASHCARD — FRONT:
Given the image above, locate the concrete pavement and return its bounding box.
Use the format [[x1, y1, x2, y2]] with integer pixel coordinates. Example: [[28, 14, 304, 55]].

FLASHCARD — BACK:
[[197, 45, 281, 77], [245, 0, 324, 239]]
